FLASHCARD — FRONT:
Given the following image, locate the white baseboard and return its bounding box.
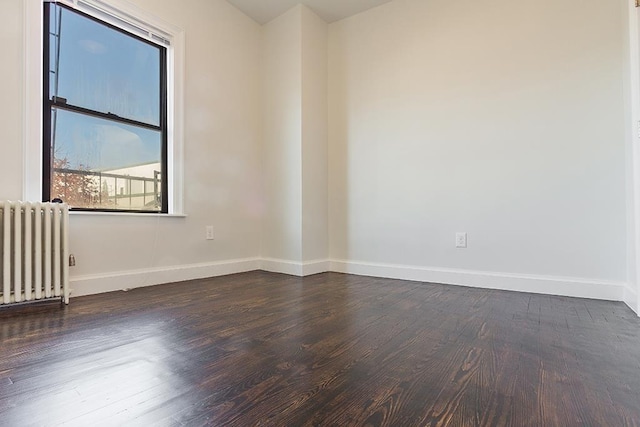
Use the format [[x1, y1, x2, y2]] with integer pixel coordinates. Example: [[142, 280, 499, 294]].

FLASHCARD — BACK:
[[623, 284, 639, 315], [302, 260, 331, 276], [330, 259, 626, 302], [70, 257, 261, 297], [69, 256, 632, 311], [260, 258, 330, 277], [260, 258, 303, 276]]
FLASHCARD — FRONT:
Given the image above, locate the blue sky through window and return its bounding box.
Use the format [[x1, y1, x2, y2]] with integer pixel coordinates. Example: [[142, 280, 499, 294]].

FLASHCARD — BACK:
[[49, 4, 162, 172], [53, 110, 161, 171]]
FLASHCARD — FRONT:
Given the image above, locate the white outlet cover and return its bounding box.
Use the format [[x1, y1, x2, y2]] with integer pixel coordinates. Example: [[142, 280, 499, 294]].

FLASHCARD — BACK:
[[455, 232, 467, 248]]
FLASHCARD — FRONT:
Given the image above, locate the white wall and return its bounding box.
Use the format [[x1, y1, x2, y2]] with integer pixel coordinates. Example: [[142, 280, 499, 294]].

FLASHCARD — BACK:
[[262, 5, 328, 273], [262, 7, 304, 263], [301, 7, 329, 263], [328, 0, 629, 297], [2, 0, 636, 310], [0, 0, 25, 200], [1, 0, 264, 295], [626, 0, 640, 315]]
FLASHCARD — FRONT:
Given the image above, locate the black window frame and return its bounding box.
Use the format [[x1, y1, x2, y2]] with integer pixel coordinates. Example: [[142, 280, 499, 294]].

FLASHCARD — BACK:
[[42, 2, 169, 214]]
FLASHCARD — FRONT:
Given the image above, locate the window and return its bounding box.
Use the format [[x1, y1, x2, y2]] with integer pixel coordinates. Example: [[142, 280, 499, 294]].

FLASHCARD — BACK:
[[42, 1, 175, 213]]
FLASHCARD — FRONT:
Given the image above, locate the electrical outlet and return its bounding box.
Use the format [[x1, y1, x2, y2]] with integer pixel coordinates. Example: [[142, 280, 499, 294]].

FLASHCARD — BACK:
[[455, 232, 467, 248], [206, 226, 214, 240]]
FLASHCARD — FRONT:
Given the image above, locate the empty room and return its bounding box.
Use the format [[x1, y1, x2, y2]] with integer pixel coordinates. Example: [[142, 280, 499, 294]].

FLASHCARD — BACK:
[[1, 0, 640, 425]]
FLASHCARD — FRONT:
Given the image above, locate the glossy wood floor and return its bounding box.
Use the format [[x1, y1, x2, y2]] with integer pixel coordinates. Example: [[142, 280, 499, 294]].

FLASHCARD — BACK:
[[1, 271, 639, 426]]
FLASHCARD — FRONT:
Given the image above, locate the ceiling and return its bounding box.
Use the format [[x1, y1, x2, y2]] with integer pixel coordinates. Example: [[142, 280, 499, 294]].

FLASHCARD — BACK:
[[226, 0, 393, 24]]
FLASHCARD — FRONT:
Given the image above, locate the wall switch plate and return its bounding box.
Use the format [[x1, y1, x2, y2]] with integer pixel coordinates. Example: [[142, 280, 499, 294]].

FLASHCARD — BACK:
[[455, 232, 467, 248], [206, 226, 214, 240]]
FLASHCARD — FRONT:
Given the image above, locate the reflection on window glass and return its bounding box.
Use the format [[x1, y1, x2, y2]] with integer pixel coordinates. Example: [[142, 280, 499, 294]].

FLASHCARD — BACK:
[[51, 109, 162, 211], [50, 5, 160, 125]]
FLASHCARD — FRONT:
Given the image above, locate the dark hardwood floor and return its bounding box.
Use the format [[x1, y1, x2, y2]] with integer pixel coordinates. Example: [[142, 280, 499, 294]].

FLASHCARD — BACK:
[[0, 271, 639, 426]]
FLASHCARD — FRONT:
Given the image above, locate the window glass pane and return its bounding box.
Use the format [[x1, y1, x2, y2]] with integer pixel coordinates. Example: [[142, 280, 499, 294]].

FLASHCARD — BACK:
[[49, 5, 161, 126], [48, 9, 59, 98], [50, 109, 163, 211]]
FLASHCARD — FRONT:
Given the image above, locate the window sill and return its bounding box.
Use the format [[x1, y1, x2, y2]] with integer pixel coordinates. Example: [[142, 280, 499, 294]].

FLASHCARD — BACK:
[[69, 211, 187, 218]]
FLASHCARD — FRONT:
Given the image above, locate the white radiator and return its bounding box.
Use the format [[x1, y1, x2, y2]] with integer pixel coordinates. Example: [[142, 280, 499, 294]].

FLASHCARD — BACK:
[[0, 201, 69, 306]]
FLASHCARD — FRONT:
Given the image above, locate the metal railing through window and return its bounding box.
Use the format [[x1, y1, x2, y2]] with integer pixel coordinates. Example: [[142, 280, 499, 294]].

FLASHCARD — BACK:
[[52, 167, 162, 211]]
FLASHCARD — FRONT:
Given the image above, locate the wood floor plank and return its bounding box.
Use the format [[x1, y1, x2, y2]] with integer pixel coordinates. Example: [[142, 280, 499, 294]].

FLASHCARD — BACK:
[[0, 271, 639, 426]]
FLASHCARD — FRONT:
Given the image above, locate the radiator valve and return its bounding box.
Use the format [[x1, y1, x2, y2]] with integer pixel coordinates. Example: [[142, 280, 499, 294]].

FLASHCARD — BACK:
[[69, 254, 76, 267]]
